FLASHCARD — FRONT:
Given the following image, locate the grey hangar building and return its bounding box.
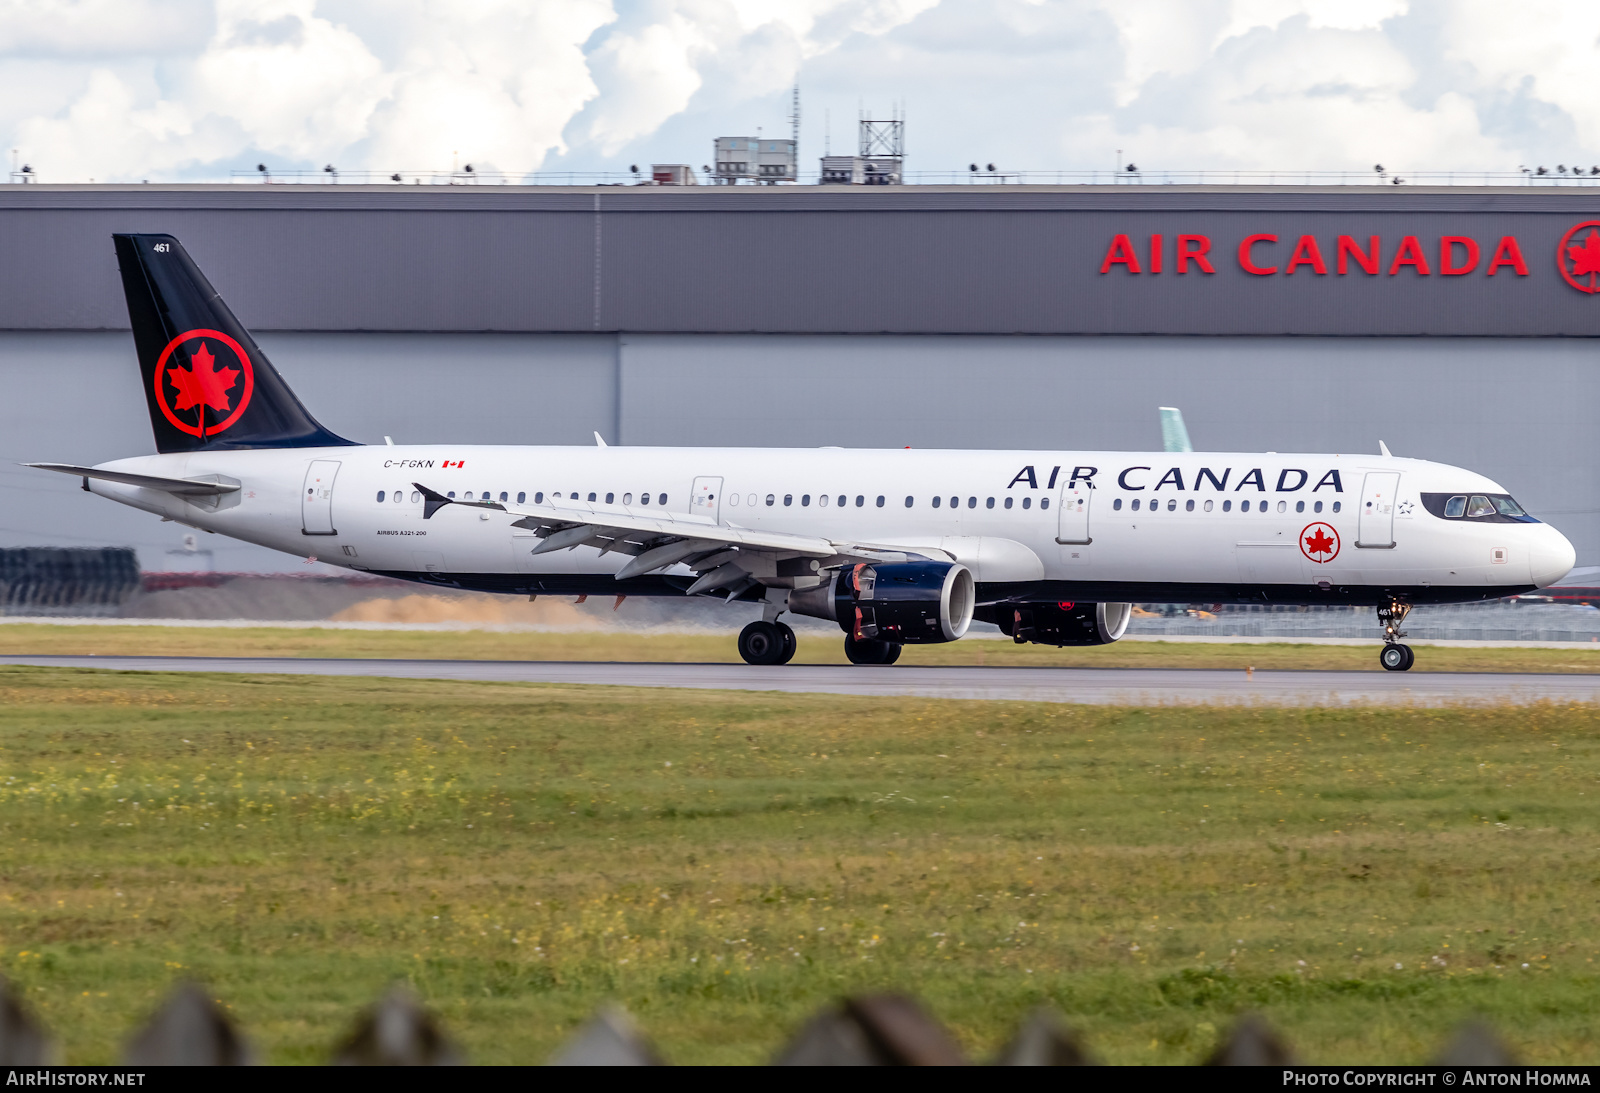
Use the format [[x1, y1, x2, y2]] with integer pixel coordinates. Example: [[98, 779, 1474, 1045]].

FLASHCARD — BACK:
[[0, 183, 1595, 574]]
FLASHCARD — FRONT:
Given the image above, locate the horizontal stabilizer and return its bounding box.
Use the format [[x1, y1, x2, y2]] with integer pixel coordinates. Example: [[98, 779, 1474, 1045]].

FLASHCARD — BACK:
[[25, 463, 240, 497]]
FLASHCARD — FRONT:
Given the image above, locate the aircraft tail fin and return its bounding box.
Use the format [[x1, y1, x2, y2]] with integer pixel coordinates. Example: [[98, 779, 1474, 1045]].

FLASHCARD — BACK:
[[113, 234, 356, 454], [1159, 406, 1194, 453]]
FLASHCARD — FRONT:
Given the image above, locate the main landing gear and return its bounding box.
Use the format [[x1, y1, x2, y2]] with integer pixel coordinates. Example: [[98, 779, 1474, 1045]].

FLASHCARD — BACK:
[[843, 634, 902, 666], [1377, 600, 1414, 672], [737, 620, 796, 666], [737, 621, 904, 666]]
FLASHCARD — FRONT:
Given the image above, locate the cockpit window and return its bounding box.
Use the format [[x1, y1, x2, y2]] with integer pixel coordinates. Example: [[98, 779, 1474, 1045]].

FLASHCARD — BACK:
[[1422, 493, 1538, 523]]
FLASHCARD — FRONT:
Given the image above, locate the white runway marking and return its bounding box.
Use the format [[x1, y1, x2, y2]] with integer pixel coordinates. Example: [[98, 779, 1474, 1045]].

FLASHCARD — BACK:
[[2, 655, 1597, 705]]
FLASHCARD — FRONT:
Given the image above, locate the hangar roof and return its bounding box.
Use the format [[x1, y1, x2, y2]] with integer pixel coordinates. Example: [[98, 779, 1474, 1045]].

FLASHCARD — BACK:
[[1, 184, 1596, 336]]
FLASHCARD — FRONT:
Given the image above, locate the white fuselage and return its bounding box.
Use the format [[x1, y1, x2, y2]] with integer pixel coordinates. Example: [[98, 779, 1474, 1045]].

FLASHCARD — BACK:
[[82, 444, 1575, 603]]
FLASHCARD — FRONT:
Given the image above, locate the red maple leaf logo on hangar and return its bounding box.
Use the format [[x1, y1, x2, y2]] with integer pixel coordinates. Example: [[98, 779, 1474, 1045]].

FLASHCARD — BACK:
[[152, 329, 255, 438], [1557, 221, 1600, 294], [1300, 522, 1340, 563]]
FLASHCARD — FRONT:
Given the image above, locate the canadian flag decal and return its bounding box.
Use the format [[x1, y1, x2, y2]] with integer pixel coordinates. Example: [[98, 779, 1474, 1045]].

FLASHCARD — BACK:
[[442, 460, 466, 469]]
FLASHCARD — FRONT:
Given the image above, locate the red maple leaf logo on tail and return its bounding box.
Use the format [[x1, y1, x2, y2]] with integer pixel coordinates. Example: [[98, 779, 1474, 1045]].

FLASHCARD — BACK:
[[1568, 229, 1600, 287], [166, 341, 238, 413]]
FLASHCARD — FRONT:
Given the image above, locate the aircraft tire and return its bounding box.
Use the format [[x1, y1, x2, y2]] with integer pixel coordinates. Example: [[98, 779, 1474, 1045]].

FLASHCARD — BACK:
[[880, 642, 902, 666], [775, 622, 797, 665], [844, 635, 895, 665], [1379, 643, 1413, 672], [739, 621, 787, 666]]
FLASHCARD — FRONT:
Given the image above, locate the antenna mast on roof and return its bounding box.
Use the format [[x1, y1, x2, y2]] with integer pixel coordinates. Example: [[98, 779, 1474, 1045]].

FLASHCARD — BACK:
[[790, 83, 801, 174]]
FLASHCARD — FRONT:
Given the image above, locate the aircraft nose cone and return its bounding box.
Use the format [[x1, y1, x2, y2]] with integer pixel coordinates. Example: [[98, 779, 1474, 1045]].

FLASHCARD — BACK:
[[1529, 526, 1577, 589]]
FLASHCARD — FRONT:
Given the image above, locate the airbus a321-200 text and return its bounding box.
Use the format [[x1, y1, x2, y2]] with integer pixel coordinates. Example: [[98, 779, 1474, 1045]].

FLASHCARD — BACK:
[[28, 235, 1576, 671]]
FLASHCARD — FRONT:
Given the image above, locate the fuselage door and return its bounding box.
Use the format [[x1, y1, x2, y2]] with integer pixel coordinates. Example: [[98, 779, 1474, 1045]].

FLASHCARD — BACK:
[[691, 476, 724, 524], [301, 460, 340, 536], [1356, 471, 1399, 549], [1056, 479, 1091, 545]]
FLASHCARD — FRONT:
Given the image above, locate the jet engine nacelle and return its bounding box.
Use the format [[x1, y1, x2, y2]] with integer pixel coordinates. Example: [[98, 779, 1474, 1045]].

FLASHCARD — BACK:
[[990, 601, 1132, 646], [790, 561, 975, 644]]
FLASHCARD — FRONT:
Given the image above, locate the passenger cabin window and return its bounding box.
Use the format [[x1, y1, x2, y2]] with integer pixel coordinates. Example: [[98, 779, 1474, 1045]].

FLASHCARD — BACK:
[[1040, 498, 1049, 509], [1203, 500, 1213, 512], [376, 490, 385, 502], [588, 492, 597, 502], [985, 497, 994, 509], [1240, 500, 1251, 512], [1113, 498, 1123, 511], [1004, 497, 1012, 509], [820, 495, 830, 507], [767, 494, 776, 506], [501, 492, 509, 502], [967, 497, 976, 509], [876, 496, 885, 507], [1022, 497, 1032, 509], [447, 491, 456, 499], [838, 495, 846, 507], [1313, 500, 1321, 513], [535, 492, 545, 503], [411, 491, 421, 503], [803, 494, 812, 506], [1277, 500, 1286, 513], [1168, 499, 1176, 511], [1185, 499, 1194, 512], [785, 495, 793, 506], [855, 495, 864, 507], [1222, 500, 1231, 512], [621, 493, 631, 505], [395, 490, 403, 503], [904, 496, 913, 508], [605, 492, 614, 504], [1331, 501, 1341, 513], [931, 496, 941, 508], [1295, 500, 1304, 513], [640, 493, 650, 505], [517, 492, 526, 504], [1131, 498, 1140, 511]]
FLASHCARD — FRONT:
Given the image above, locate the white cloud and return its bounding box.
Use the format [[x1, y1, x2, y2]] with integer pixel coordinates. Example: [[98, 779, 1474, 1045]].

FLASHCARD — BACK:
[[0, 0, 1594, 181]]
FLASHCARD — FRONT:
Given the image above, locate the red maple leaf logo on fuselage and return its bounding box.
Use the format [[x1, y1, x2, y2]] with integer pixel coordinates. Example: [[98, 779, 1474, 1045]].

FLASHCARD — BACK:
[[1305, 528, 1335, 555], [167, 341, 238, 415]]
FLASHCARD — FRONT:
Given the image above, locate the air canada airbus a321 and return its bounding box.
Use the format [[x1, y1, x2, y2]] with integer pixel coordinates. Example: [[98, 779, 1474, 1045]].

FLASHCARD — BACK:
[[27, 235, 1577, 671]]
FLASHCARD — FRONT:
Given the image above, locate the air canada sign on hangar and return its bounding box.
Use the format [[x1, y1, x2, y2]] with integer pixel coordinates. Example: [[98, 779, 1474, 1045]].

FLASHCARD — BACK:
[[1099, 232, 1539, 279]]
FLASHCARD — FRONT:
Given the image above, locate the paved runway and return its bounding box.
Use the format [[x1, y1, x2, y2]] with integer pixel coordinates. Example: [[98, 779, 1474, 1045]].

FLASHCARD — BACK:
[[2, 654, 1596, 705]]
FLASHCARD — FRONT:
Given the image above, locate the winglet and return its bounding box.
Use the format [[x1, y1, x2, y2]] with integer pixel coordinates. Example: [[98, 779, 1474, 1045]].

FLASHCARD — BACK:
[[1378, 440, 1392, 457], [412, 482, 507, 521], [413, 482, 454, 520], [1159, 407, 1194, 453], [594, 431, 608, 448]]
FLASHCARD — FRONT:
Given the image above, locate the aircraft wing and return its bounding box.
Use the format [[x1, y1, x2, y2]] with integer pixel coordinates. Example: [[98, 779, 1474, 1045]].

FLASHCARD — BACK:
[[414, 482, 948, 597], [25, 463, 241, 497]]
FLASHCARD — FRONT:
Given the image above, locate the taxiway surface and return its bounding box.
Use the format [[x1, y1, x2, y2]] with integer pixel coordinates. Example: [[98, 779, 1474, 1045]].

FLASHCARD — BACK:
[[2, 655, 1596, 705]]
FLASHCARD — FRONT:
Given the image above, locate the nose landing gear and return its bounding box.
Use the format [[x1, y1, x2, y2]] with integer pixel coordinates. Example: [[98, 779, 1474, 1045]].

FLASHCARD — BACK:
[[1377, 600, 1414, 671]]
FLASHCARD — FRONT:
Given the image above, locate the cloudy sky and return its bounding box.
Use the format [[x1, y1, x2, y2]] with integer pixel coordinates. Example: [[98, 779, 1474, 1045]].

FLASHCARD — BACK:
[[3, 0, 1597, 183]]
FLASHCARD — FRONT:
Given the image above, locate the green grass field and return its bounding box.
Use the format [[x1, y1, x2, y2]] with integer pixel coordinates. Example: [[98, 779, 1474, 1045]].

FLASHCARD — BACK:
[[4, 622, 1600, 673], [2, 665, 1600, 1064]]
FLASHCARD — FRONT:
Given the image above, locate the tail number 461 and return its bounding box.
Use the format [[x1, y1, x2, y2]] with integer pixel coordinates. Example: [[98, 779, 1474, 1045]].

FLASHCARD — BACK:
[[153, 243, 170, 253]]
